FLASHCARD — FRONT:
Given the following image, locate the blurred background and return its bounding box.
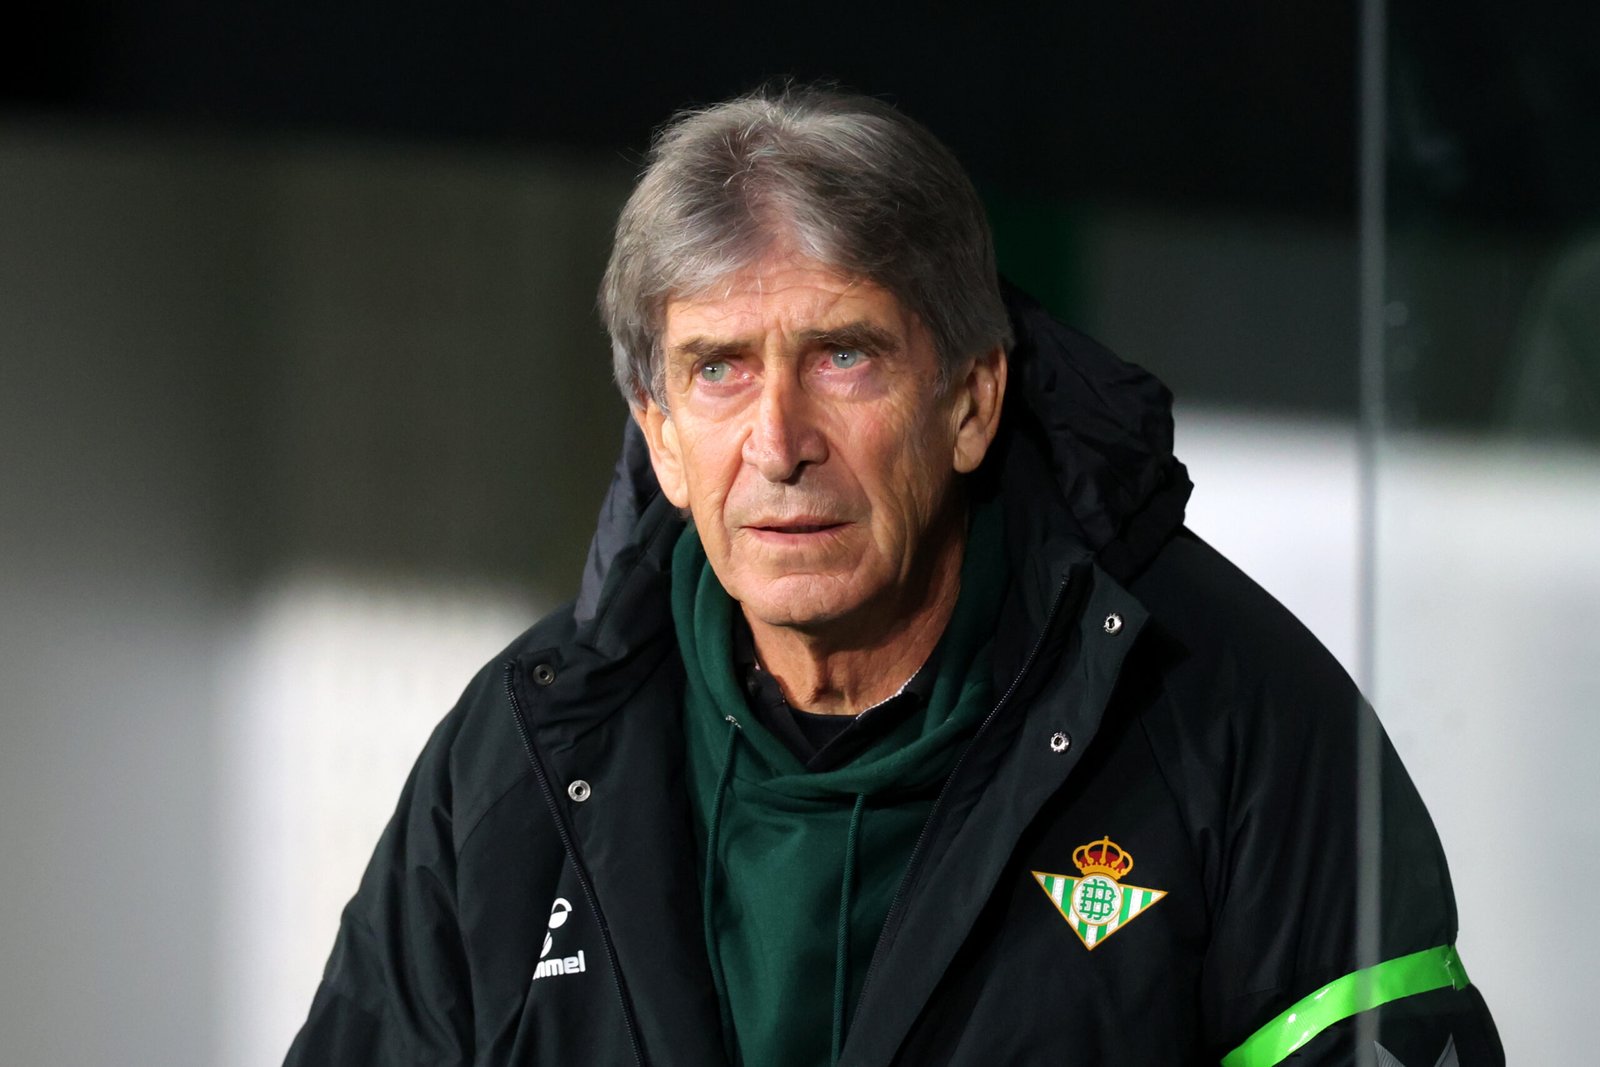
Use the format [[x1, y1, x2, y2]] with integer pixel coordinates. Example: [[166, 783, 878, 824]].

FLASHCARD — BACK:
[[2, 2, 1595, 1063]]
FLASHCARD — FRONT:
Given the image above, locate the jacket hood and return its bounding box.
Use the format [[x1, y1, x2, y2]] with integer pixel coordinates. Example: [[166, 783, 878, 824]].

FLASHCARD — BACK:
[[574, 283, 1191, 626]]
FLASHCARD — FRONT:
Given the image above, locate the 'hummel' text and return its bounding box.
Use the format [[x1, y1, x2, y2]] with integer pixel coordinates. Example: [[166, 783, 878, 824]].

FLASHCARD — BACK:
[[532, 949, 587, 981]]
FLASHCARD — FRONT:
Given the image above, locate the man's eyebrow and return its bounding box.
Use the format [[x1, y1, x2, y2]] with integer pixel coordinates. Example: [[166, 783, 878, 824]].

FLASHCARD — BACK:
[[668, 337, 748, 363], [795, 321, 902, 353], [667, 321, 903, 363]]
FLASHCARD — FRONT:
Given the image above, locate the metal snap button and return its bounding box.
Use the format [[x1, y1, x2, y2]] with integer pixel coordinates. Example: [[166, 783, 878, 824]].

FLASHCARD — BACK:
[[1102, 613, 1124, 636], [567, 779, 591, 803], [1049, 731, 1071, 753], [533, 663, 557, 686]]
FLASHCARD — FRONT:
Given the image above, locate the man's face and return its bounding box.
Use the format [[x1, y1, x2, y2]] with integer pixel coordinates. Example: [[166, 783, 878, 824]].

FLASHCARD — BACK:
[[635, 252, 1005, 637]]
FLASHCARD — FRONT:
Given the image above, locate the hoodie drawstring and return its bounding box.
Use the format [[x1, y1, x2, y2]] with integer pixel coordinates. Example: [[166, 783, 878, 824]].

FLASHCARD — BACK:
[[704, 718, 740, 1063], [705, 720, 868, 1067], [831, 793, 867, 1066]]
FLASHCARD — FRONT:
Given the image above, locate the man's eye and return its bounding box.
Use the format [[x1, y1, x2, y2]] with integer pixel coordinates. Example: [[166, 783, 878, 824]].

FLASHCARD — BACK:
[[829, 348, 865, 369], [699, 361, 730, 383]]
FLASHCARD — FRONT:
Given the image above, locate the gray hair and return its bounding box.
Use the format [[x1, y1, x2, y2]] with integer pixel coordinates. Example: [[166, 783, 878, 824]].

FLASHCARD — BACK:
[[598, 84, 1013, 407]]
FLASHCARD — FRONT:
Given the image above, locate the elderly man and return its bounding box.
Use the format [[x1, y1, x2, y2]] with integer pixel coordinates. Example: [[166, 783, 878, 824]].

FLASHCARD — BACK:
[[287, 87, 1502, 1066]]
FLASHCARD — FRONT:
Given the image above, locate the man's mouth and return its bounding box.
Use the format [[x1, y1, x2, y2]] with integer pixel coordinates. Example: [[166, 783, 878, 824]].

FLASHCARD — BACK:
[[747, 520, 846, 535]]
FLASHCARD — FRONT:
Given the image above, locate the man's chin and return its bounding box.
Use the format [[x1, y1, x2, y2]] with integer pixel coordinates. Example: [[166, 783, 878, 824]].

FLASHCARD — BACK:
[[731, 576, 870, 635]]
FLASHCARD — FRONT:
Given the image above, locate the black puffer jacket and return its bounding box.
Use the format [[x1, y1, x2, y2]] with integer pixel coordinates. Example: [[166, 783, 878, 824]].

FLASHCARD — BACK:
[[286, 290, 1502, 1066]]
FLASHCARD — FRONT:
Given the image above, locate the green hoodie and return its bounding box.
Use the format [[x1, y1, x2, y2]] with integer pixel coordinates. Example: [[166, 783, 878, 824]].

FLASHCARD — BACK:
[[675, 501, 1006, 1067]]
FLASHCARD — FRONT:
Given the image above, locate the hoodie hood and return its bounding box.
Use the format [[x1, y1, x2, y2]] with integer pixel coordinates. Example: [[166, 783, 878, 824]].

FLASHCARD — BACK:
[[574, 283, 1191, 627]]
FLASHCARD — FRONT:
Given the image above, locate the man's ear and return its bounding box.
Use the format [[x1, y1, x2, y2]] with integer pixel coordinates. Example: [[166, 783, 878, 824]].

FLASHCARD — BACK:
[[950, 344, 1007, 474], [633, 399, 691, 509]]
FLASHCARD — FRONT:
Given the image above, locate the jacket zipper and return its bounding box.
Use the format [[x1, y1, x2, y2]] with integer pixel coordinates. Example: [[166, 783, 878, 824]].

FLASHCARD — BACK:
[[853, 570, 1076, 1012], [504, 664, 648, 1067]]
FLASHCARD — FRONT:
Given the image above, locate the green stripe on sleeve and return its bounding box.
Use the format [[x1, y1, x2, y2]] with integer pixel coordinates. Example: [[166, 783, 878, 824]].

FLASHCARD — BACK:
[[1221, 945, 1470, 1067]]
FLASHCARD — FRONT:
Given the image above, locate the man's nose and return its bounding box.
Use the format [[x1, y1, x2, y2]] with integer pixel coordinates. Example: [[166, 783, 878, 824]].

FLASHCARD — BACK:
[[742, 376, 827, 483]]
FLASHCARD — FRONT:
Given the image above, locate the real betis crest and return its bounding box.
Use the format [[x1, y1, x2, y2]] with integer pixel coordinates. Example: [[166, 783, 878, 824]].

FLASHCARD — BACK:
[[1032, 836, 1166, 951]]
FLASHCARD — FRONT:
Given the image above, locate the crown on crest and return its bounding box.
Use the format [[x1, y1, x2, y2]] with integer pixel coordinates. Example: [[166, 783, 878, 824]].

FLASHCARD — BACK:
[[1072, 836, 1133, 880]]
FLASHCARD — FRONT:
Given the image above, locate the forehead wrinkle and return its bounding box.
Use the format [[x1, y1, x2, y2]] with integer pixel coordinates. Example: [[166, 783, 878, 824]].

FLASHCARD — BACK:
[[687, 251, 865, 307], [662, 259, 904, 368]]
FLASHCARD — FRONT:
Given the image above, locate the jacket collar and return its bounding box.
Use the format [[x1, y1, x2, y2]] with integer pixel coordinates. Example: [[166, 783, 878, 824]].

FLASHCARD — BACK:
[[992, 281, 1190, 584]]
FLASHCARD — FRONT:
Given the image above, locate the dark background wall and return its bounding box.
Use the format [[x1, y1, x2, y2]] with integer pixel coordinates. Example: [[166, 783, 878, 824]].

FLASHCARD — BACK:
[[10, 2, 1596, 433]]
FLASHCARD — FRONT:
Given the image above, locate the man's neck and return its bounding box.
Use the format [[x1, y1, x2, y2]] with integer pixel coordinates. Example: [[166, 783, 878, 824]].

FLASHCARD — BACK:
[[743, 521, 966, 717]]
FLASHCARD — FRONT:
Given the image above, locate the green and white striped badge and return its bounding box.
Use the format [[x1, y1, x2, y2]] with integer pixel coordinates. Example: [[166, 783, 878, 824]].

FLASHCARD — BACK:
[[1032, 836, 1166, 950]]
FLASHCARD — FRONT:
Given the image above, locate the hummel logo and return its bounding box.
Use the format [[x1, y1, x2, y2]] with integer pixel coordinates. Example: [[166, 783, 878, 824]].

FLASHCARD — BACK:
[[532, 896, 588, 982]]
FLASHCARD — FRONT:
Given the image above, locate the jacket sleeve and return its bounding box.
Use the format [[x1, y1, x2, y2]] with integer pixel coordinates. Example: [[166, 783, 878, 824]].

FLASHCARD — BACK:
[[1197, 638, 1503, 1066], [284, 708, 474, 1066]]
